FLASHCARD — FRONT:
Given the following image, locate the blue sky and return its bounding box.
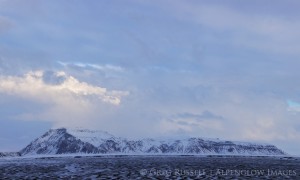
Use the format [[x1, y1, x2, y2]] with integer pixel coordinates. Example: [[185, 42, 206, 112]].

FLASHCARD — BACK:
[[0, 0, 300, 155]]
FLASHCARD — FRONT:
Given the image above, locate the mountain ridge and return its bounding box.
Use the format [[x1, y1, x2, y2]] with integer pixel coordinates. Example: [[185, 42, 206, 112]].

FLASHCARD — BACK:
[[19, 128, 287, 156]]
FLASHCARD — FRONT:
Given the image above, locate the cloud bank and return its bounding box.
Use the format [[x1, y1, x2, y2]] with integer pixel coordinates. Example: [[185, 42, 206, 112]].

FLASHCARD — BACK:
[[0, 70, 128, 127]]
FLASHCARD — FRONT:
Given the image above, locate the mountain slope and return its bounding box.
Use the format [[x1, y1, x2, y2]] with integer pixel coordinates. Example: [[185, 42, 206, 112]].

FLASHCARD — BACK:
[[20, 128, 286, 156], [20, 128, 99, 155]]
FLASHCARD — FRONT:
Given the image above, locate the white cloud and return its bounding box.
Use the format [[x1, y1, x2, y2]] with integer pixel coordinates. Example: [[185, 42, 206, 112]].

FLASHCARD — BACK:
[[0, 70, 128, 105], [57, 61, 124, 72], [0, 70, 128, 126]]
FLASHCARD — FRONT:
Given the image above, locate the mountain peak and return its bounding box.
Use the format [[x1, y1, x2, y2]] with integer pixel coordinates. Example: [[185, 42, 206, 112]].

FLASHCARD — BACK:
[[65, 127, 116, 147]]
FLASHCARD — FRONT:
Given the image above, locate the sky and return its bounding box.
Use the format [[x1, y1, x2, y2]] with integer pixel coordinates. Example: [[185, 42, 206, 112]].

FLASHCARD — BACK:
[[0, 0, 300, 155]]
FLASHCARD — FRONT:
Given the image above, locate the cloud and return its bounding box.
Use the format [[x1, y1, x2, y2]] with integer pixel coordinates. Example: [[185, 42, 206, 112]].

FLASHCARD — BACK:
[[176, 111, 224, 121], [57, 61, 124, 72], [154, 111, 225, 137], [0, 70, 128, 127], [0, 70, 128, 105], [163, 1, 300, 55]]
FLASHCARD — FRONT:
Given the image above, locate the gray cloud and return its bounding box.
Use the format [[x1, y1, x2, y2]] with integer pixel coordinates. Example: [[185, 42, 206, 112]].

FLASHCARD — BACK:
[[176, 111, 225, 121]]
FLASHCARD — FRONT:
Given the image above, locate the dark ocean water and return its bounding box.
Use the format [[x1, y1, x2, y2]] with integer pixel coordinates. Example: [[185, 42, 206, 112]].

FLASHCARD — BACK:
[[0, 155, 299, 179]]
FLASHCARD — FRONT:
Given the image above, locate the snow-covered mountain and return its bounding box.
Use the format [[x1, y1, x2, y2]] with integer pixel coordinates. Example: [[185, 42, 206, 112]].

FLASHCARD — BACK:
[[20, 128, 286, 156]]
